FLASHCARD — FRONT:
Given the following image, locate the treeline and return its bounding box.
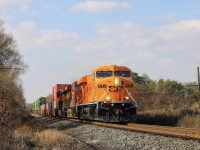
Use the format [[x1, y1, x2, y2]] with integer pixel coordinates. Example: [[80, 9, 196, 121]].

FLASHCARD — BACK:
[[0, 21, 27, 147], [132, 73, 200, 128], [133, 73, 199, 96]]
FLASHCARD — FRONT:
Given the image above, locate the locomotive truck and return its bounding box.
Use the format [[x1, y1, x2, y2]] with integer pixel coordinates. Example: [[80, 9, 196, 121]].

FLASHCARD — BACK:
[[32, 65, 137, 123]]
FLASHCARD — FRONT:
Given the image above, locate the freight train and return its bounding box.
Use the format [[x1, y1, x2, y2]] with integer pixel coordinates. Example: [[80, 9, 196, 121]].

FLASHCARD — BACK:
[[32, 65, 137, 122]]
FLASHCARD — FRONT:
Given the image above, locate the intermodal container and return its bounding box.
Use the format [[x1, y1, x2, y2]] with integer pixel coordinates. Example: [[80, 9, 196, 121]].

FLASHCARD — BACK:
[[53, 100, 58, 109], [35, 99, 40, 110], [49, 101, 53, 110], [53, 100, 64, 109], [40, 104, 46, 115], [45, 103, 49, 110], [40, 97, 46, 105], [34, 97, 46, 110]]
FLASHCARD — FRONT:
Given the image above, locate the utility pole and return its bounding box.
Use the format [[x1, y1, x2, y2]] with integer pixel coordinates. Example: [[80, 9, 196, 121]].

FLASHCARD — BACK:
[[198, 66, 200, 93]]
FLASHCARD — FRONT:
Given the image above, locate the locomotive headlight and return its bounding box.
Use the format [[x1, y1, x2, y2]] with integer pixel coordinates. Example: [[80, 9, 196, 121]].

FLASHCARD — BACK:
[[114, 78, 119, 85], [125, 96, 129, 100], [106, 96, 110, 100]]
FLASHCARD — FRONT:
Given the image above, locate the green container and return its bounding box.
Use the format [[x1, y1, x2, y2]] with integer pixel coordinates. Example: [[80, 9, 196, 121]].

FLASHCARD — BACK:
[[35, 99, 40, 110], [39, 97, 46, 105], [32, 97, 47, 111]]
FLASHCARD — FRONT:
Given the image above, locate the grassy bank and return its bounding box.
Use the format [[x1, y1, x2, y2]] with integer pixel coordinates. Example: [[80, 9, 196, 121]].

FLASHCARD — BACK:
[[135, 93, 200, 128], [1, 115, 89, 150], [136, 109, 200, 128]]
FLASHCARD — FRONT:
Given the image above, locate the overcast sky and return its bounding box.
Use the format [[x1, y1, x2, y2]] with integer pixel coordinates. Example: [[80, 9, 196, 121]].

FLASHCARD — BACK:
[[1, 0, 200, 103]]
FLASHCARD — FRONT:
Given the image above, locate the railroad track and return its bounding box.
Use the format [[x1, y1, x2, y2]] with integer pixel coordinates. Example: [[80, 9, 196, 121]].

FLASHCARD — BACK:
[[65, 118, 200, 141], [32, 114, 200, 141]]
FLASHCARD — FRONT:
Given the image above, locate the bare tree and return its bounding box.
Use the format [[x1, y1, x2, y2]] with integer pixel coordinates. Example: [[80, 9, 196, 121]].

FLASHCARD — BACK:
[[0, 21, 27, 147]]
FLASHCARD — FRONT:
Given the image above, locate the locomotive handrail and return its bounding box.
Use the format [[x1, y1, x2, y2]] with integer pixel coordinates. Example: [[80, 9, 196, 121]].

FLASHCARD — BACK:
[[98, 89, 109, 102], [125, 88, 137, 107], [76, 98, 83, 105]]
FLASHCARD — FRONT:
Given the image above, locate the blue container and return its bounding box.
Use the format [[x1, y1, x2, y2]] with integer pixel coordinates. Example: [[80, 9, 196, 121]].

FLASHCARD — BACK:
[[49, 101, 53, 110]]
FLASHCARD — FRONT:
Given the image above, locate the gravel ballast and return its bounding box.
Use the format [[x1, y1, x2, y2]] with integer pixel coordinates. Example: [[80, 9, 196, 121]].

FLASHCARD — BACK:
[[46, 120, 200, 150]]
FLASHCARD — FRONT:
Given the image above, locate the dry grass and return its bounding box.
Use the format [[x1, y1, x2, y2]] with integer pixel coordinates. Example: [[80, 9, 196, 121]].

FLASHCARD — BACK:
[[32, 129, 91, 150], [135, 92, 200, 128], [34, 129, 71, 146], [10, 118, 91, 150], [136, 107, 200, 128], [178, 115, 200, 128], [3, 125, 35, 150], [12, 122, 74, 149], [14, 125, 34, 140], [190, 102, 200, 110]]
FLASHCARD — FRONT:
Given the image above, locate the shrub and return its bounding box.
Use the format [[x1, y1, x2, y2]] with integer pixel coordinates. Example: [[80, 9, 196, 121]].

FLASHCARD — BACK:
[[177, 115, 200, 128]]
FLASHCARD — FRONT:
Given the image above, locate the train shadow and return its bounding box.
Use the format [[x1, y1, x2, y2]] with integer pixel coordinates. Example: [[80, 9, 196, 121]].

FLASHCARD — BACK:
[[135, 114, 180, 126]]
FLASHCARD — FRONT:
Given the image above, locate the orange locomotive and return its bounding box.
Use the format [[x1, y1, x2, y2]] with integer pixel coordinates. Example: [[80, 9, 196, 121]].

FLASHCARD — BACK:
[[53, 65, 137, 122]]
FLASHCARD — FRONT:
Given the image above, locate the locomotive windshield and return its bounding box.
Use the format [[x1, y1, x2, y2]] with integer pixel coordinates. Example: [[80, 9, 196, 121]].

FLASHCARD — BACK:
[[114, 71, 131, 77], [96, 71, 113, 78]]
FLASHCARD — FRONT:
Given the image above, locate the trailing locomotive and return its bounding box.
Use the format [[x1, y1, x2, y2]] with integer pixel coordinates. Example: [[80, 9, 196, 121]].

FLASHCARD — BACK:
[[32, 65, 137, 122]]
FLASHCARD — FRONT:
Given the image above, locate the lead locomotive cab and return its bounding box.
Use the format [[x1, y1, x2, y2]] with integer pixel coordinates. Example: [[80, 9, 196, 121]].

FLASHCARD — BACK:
[[75, 65, 137, 123]]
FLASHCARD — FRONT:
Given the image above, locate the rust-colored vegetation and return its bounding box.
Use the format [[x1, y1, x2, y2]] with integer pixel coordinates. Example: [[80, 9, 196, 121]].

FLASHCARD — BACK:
[[133, 73, 200, 128]]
